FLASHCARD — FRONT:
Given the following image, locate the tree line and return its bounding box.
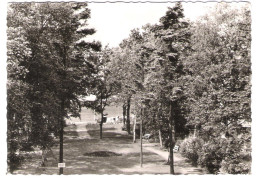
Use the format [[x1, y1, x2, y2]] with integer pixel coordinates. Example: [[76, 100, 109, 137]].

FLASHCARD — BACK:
[[7, 2, 103, 172], [7, 2, 251, 174], [106, 2, 251, 174]]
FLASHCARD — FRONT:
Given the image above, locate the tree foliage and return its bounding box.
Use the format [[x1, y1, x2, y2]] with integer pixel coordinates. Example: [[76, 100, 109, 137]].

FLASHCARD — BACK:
[[7, 1, 251, 175], [7, 2, 99, 172], [182, 3, 251, 174], [110, 2, 251, 174]]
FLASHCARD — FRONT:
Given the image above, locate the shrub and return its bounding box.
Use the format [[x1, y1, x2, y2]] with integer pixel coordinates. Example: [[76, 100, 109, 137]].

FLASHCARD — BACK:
[[220, 157, 251, 174], [7, 136, 24, 173], [180, 136, 204, 165], [219, 136, 251, 174], [7, 152, 24, 173], [197, 139, 227, 174], [180, 133, 251, 174]]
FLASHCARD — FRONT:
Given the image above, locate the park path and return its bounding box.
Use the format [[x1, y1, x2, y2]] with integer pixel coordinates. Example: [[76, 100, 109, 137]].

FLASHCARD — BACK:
[[74, 123, 207, 175], [76, 123, 93, 139], [13, 123, 207, 175], [64, 123, 207, 174], [143, 144, 207, 175]]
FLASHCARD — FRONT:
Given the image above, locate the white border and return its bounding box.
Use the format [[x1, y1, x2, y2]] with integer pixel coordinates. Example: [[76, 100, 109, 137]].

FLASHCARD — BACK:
[[1, 1, 259, 182]]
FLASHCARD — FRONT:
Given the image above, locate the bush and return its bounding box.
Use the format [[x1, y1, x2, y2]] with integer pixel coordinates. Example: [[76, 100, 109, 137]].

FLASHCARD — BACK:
[[180, 136, 204, 165], [7, 137, 24, 173], [197, 139, 228, 174], [20, 141, 34, 152], [220, 158, 251, 174], [180, 135, 251, 174], [7, 152, 24, 173], [219, 137, 251, 174]]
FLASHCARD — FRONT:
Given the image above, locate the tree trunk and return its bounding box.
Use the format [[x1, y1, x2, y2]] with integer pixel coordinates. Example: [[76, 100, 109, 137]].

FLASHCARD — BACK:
[[59, 99, 64, 175], [100, 91, 103, 139], [169, 102, 174, 175], [133, 116, 136, 143], [41, 148, 48, 167], [140, 107, 143, 167], [123, 104, 126, 125], [100, 122, 103, 139], [159, 129, 163, 148], [126, 97, 131, 134]]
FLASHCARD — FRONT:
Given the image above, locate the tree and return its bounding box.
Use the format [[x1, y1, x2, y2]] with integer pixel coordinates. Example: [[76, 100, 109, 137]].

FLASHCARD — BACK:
[[7, 2, 100, 172], [110, 29, 144, 134], [140, 2, 191, 174], [109, 3, 191, 173], [182, 2, 251, 174], [83, 47, 120, 139], [7, 19, 33, 172]]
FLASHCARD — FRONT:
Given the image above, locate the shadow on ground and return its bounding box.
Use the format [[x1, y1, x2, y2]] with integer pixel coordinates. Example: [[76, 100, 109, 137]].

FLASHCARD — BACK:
[[62, 125, 168, 174], [13, 123, 206, 175], [13, 123, 170, 174]]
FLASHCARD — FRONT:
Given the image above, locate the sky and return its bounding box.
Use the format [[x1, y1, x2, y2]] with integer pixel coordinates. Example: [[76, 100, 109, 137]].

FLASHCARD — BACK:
[[83, 1, 213, 99], [86, 2, 213, 47]]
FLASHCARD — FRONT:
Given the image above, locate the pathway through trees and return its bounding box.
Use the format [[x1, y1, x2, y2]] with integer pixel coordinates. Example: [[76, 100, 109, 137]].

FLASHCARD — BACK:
[[13, 123, 207, 174]]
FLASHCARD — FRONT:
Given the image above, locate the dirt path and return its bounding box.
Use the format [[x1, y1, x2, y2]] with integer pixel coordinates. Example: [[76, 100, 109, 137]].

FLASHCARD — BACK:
[[144, 144, 207, 175], [13, 123, 207, 175], [76, 123, 93, 139]]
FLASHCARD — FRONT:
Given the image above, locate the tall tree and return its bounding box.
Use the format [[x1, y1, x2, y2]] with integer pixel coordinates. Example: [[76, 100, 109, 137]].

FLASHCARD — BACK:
[[140, 2, 191, 174], [7, 14, 33, 171], [182, 3, 251, 174], [83, 47, 119, 139], [109, 3, 191, 173], [110, 29, 144, 134], [7, 2, 100, 172]]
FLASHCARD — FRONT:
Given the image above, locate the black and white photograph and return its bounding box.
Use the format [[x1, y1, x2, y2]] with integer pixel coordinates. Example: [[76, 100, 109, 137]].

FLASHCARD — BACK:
[[1, 0, 259, 176]]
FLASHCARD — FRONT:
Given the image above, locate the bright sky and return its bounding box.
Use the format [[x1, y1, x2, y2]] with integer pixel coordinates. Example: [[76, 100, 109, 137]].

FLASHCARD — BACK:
[[86, 2, 215, 47]]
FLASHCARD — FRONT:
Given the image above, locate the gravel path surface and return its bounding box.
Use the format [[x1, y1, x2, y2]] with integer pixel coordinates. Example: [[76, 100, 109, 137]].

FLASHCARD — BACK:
[[144, 145, 207, 175], [13, 123, 207, 175]]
